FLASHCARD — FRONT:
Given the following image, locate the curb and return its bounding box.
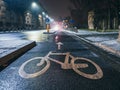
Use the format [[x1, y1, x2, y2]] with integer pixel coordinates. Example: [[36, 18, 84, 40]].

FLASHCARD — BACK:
[[0, 41, 36, 66], [94, 43, 120, 57]]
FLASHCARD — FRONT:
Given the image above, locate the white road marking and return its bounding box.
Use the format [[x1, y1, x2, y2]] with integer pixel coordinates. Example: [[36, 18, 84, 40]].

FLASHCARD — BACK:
[[71, 57, 103, 79], [19, 57, 50, 79], [19, 51, 103, 79], [56, 42, 63, 50]]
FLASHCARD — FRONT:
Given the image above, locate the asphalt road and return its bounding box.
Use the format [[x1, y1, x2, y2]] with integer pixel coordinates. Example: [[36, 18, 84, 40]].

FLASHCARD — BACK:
[[0, 30, 120, 90]]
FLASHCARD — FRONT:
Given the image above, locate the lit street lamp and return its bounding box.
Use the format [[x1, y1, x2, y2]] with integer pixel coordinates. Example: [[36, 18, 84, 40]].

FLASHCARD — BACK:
[[32, 2, 38, 9], [31, 2, 42, 29], [46, 15, 49, 18], [42, 12, 45, 15]]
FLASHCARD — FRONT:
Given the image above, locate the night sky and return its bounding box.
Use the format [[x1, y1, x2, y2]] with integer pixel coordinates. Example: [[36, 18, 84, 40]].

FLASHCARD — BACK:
[[40, 0, 74, 20]]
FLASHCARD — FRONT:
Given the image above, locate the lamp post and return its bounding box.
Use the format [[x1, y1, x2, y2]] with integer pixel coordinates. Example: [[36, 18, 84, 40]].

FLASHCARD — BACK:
[[42, 12, 47, 29], [31, 2, 38, 29], [31, 2, 44, 29]]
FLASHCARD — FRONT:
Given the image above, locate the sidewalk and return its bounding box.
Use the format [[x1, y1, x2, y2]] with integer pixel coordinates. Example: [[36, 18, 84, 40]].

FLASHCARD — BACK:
[[0, 40, 36, 67], [0, 30, 56, 69], [67, 29, 120, 57]]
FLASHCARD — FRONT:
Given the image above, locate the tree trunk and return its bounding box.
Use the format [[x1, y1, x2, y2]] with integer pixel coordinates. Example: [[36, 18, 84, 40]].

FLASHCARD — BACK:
[[117, 33, 120, 42]]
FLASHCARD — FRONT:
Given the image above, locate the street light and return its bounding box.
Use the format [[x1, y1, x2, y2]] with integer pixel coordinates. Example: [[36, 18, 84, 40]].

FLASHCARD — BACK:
[[32, 2, 38, 8], [46, 15, 49, 18], [42, 12, 45, 15], [31, 2, 40, 29], [49, 17, 54, 22]]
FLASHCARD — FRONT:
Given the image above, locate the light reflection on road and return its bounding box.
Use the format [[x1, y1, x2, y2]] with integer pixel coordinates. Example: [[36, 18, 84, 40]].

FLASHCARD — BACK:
[[23, 30, 49, 42]]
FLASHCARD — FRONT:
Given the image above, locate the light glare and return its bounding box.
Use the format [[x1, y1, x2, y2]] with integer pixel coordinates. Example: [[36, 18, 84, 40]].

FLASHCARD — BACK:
[[32, 2, 37, 8]]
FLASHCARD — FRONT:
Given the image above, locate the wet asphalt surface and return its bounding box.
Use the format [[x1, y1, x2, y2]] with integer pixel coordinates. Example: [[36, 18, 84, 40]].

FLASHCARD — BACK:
[[0, 31, 120, 90]]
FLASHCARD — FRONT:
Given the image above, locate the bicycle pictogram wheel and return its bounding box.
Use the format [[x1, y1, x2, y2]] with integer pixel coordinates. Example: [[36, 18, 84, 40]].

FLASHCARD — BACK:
[[71, 57, 103, 79], [19, 57, 50, 78]]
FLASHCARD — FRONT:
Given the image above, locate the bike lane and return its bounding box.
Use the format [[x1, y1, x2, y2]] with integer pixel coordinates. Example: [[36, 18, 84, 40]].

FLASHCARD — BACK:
[[0, 31, 120, 90]]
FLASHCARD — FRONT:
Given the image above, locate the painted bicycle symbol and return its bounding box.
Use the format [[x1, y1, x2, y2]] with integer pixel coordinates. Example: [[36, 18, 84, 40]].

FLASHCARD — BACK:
[[19, 51, 103, 79]]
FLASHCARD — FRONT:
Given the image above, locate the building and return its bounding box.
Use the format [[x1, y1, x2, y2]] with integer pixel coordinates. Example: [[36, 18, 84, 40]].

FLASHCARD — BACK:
[[0, 0, 6, 30], [0, 0, 47, 31]]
